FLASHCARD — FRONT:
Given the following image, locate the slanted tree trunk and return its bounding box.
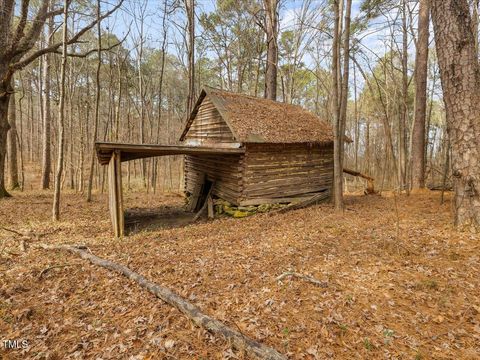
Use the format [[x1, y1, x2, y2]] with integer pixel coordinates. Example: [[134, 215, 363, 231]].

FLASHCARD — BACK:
[[52, 0, 69, 221], [263, 0, 278, 101], [7, 86, 19, 189], [411, 0, 430, 190], [431, 0, 480, 230]]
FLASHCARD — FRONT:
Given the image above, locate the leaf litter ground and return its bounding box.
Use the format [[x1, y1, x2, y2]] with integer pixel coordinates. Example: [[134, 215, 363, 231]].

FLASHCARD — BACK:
[[0, 190, 479, 359]]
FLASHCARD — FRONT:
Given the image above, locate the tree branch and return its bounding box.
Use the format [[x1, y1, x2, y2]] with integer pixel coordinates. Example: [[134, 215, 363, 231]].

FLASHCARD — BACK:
[[11, 0, 32, 50], [11, 0, 125, 71], [54, 29, 129, 58]]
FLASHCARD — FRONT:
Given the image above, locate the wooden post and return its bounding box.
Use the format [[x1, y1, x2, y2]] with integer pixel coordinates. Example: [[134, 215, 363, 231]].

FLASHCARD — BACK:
[[207, 196, 214, 219], [108, 151, 124, 237]]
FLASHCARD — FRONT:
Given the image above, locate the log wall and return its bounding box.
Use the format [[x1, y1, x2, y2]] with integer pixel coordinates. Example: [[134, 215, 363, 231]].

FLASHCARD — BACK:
[[184, 154, 244, 205], [240, 143, 333, 205], [184, 97, 236, 145]]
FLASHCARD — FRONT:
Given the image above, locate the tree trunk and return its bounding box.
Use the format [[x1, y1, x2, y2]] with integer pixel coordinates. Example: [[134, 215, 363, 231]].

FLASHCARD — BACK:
[[0, 85, 12, 198], [339, 0, 352, 175], [41, 50, 52, 189], [7, 87, 19, 189], [431, 0, 480, 230], [53, 0, 69, 221], [41, 9, 54, 190], [185, 0, 195, 114], [399, 0, 408, 191], [86, 0, 102, 202], [411, 0, 430, 190], [263, 0, 278, 101], [473, 0, 479, 54], [331, 0, 342, 210]]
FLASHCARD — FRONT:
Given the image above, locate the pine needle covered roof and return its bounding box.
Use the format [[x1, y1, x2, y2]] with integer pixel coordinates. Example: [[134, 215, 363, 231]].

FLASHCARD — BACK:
[[180, 87, 334, 144]]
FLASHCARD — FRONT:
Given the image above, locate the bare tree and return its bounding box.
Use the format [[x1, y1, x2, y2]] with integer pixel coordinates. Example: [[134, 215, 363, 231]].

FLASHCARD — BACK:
[[52, 0, 69, 221], [331, 0, 342, 210], [399, 0, 408, 191], [7, 83, 19, 189], [185, 0, 195, 114], [411, 0, 430, 190], [332, 0, 352, 211], [41, 9, 54, 190], [263, 0, 279, 101], [0, 0, 124, 199], [86, 0, 103, 202], [431, 0, 480, 230]]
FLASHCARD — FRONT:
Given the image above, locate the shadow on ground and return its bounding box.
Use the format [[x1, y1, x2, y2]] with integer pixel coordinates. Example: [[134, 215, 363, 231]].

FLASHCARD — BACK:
[[125, 206, 194, 234]]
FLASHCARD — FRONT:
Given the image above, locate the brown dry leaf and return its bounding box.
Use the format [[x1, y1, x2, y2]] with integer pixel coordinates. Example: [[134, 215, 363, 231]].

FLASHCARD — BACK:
[[1, 191, 480, 359]]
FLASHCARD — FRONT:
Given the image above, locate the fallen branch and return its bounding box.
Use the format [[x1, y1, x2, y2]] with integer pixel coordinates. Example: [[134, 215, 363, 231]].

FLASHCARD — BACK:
[[39, 244, 286, 360], [38, 263, 82, 279], [0, 226, 43, 241], [343, 168, 376, 194], [276, 271, 328, 288], [272, 191, 330, 215], [0, 226, 26, 237]]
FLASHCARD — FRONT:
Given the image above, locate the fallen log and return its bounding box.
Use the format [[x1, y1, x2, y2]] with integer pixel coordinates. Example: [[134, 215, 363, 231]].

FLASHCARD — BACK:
[[343, 168, 375, 194], [39, 244, 286, 360]]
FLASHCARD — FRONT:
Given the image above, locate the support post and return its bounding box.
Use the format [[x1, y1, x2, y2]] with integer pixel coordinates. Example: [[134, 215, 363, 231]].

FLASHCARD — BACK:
[[108, 151, 124, 237]]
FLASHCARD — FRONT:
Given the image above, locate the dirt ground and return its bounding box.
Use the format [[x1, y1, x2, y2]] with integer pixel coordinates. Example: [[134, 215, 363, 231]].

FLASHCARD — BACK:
[[0, 189, 479, 359]]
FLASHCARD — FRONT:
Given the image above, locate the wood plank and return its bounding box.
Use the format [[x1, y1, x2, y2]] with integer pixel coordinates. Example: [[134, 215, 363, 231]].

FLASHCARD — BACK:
[[244, 175, 333, 192], [187, 173, 205, 212], [273, 190, 331, 214], [244, 184, 331, 198], [239, 195, 320, 206], [207, 196, 214, 219]]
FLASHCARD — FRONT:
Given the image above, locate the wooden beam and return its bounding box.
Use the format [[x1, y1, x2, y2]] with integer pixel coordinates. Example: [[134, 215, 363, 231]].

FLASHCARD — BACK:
[[343, 167, 375, 194], [96, 142, 245, 165]]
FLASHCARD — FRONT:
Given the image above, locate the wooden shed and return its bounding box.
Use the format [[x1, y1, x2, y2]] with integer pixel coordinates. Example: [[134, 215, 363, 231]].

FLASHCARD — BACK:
[[181, 87, 335, 207]]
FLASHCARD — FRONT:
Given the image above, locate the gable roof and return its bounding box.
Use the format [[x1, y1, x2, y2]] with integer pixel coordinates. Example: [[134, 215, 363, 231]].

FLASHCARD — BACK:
[[180, 87, 334, 144]]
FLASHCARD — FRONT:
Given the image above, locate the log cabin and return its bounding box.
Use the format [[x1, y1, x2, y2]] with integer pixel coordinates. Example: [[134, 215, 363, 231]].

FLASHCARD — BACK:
[[96, 87, 340, 236], [181, 87, 335, 207]]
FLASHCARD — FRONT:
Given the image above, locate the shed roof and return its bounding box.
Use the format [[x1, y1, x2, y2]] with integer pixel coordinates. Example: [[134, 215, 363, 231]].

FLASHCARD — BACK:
[[180, 87, 334, 144], [96, 142, 245, 165]]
